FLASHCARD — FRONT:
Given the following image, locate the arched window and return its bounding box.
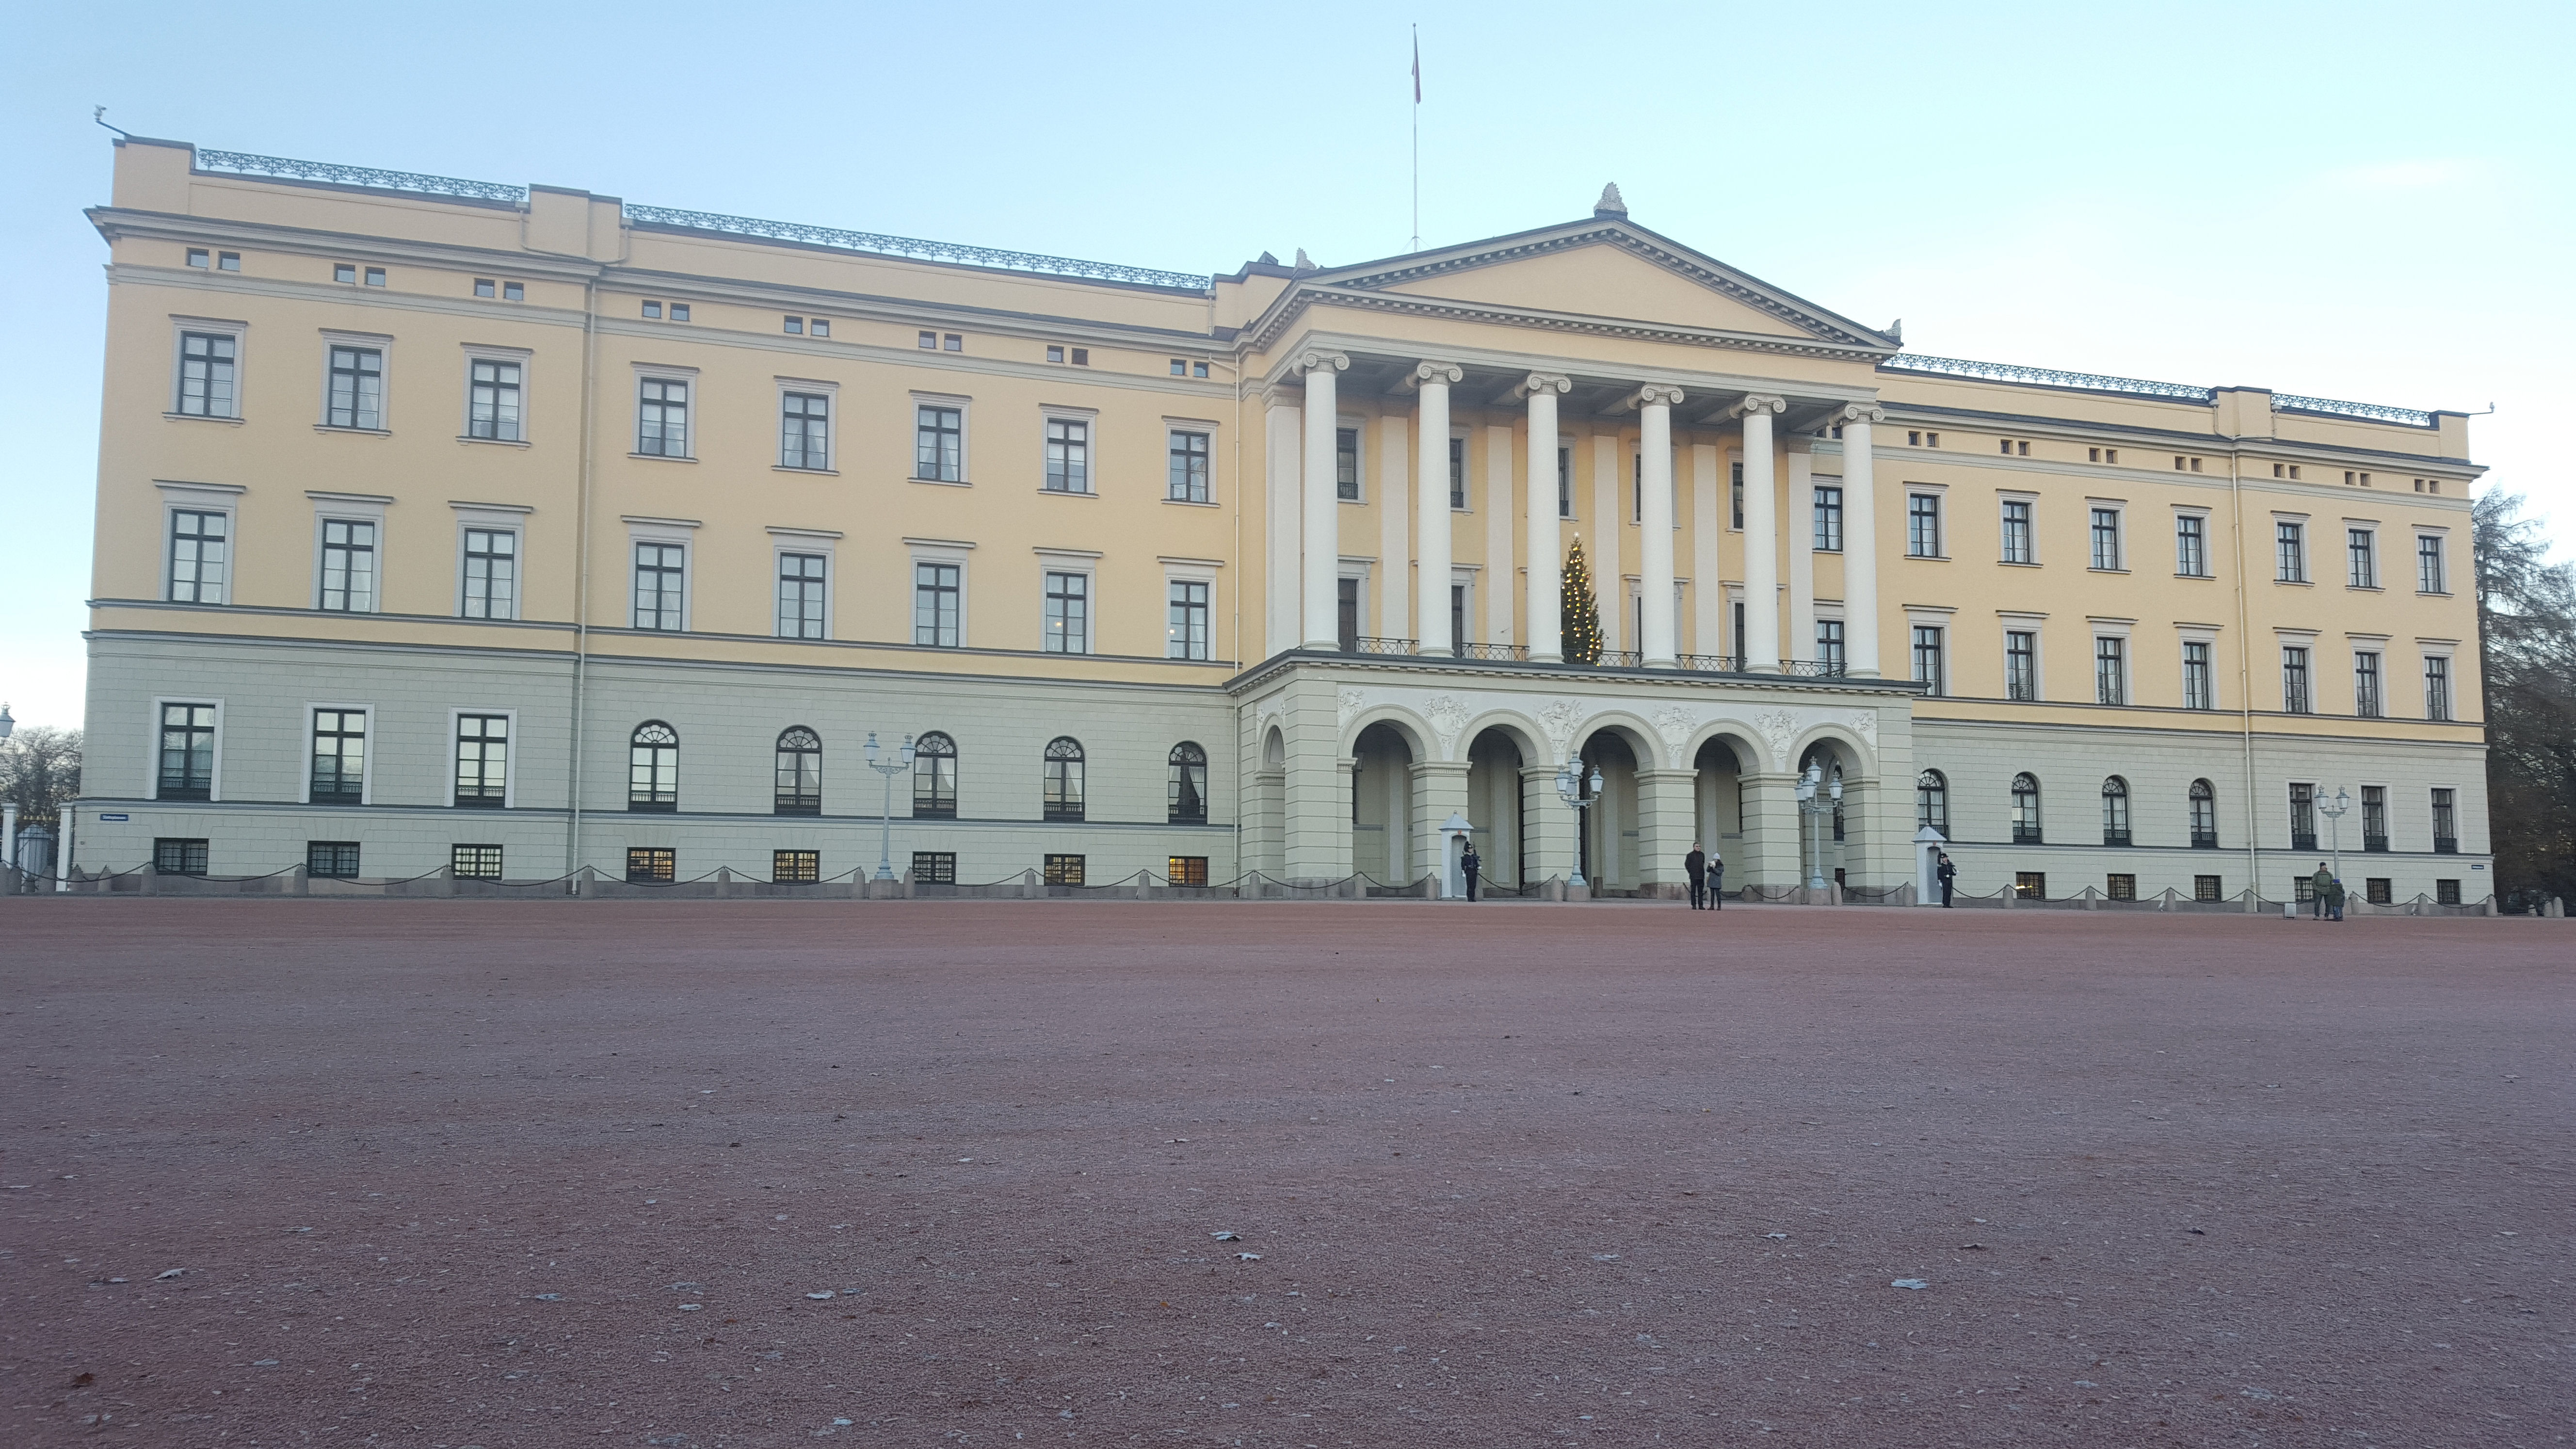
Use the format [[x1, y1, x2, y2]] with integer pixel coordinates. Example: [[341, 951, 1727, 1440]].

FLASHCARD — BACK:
[[2189, 778, 2218, 848], [1168, 741, 1208, 823], [1830, 766, 1846, 842], [912, 731, 957, 819], [774, 726, 821, 816], [1916, 769, 1949, 835], [2101, 775, 2131, 845], [2010, 772, 2042, 843], [628, 721, 679, 812], [1043, 737, 1085, 821]]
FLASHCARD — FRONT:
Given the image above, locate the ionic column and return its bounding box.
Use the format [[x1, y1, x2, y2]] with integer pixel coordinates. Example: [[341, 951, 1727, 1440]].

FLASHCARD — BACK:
[[1631, 385, 1684, 667], [1840, 404, 1885, 676], [1410, 361, 1462, 655], [1520, 373, 1573, 660], [1731, 395, 1788, 671], [1297, 351, 1350, 650], [1787, 442, 1815, 669]]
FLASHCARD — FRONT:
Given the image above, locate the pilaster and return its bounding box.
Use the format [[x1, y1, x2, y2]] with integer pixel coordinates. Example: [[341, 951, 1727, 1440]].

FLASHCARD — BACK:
[[1410, 760, 1471, 895], [1279, 680, 1352, 884], [1636, 768, 1700, 895], [1521, 763, 1579, 888], [1738, 770, 1802, 891]]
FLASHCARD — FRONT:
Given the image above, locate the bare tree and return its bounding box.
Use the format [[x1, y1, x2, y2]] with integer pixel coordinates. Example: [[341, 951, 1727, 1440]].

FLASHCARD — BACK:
[[2473, 491, 2576, 909], [0, 726, 82, 827]]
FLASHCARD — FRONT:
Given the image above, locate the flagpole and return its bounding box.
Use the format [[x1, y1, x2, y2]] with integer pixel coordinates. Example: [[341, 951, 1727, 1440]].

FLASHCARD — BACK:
[[1410, 25, 1421, 252]]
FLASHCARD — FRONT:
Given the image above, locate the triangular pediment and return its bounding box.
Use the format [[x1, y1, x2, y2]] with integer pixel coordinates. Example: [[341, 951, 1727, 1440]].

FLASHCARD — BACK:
[[1309, 222, 1894, 351]]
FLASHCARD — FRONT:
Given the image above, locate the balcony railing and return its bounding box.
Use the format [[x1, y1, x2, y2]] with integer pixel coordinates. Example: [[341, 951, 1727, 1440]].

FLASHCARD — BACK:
[[1457, 642, 1529, 661], [2190, 830, 2220, 849], [1350, 636, 1417, 655], [2291, 831, 2318, 852], [1325, 644, 1863, 677], [2103, 830, 2132, 847], [2433, 835, 2458, 855], [1598, 649, 1645, 668], [2364, 834, 2390, 853]]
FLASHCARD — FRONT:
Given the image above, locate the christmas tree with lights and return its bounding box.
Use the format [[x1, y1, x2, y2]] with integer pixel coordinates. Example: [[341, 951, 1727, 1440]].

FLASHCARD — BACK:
[[1562, 535, 1603, 664]]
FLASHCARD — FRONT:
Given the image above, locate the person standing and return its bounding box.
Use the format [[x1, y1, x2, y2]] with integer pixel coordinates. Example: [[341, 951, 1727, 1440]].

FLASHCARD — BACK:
[[1461, 841, 1481, 903], [2310, 862, 2333, 920], [2324, 872, 2346, 922], [1707, 850, 1725, 910], [1936, 852, 1957, 908], [1684, 842, 1708, 910]]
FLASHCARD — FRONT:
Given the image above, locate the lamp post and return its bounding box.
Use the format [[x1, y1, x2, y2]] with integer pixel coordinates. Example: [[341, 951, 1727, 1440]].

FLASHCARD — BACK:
[[862, 731, 916, 883], [2317, 786, 2350, 888], [1795, 761, 1843, 891], [1553, 753, 1605, 891]]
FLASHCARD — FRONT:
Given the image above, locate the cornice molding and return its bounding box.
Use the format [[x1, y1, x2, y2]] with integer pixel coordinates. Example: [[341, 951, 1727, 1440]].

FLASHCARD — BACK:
[[1245, 283, 1895, 363]]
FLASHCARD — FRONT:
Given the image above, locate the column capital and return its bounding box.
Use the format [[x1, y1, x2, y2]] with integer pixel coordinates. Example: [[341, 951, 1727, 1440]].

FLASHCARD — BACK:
[[1296, 351, 1351, 377], [1838, 402, 1886, 425], [1513, 371, 1574, 400], [1623, 383, 1686, 410], [1403, 360, 1465, 388], [1728, 394, 1789, 419]]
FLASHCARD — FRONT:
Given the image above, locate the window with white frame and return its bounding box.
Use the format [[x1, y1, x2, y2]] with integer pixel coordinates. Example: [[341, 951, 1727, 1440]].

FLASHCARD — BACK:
[[168, 508, 229, 603], [1557, 444, 1574, 519], [2353, 649, 2383, 717], [914, 562, 961, 647], [2000, 498, 2033, 564], [1907, 493, 1943, 557], [318, 519, 377, 612], [1812, 485, 1844, 552], [1815, 618, 1845, 671], [2094, 636, 2126, 705], [2416, 534, 2447, 594], [1448, 435, 1467, 510], [2182, 640, 2215, 710], [1911, 625, 1946, 694], [454, 714, 509, 807], [1168, 579, 1211, 660], [777, 552, 827, 639], [1336, 425, 1361, 501], [2276, 521, 2307, 582], [1044, 417, 1091, 493], [917, 402, 964, 482], [1043, 569, 1091, 653], [633, 542, 685, 630], [2347, 527, 2378, 588], [309, 708, 366, 805], [2282, 645, 2313, 713], [2089, 507, 2123, 570], [638, 376, 690, 457], [461, 527, 516, 619], [158, 703, 217, 800], [2005, 630, 2038, 701], [324, 343, 384, 430], [2423, 654, 2452, 722], [176, 329, 239, 417], [2175, 513, 2209, 577], [1168, 429, 1210, 502], [1729, 461, 1744, 529], [467, 356, 522, 441], [780, 391, 830, 470]]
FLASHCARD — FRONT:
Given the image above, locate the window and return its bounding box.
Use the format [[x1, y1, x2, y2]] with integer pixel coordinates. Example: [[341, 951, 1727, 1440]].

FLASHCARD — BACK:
[[629, 721, 679, 812], [1043, 571, 1090, 653], [158, 703, 216, 800], [2365, 877, 2392, 904], [2282, 646, 2312, 713], [1730, 461, 1743, 529], [365, 267, 386, 288], [453, 714, 508, 807], [337, 264, 358, 284], [1168, 856, 1210, 887], [154, 838, 210, 875], [1168, 579, 1211, 660], [310, 708, 366, 805], [782, 315, 803, 334], [2089, 508, 2122, 570], [2435, 879, 2461, 906], [168, 508, 228, 602], [2000, 437, 2029, 456], [307, 841, 361, 879], [2272, 463, 2302, 480], [1043, 737, 1086, 821], [468, 358, 522, 441], [2353, 650, 2383, 717], [633, 542, 686, 630], [469, 279, 495, 299], [1044, 418, 1090, 493], [2289, 783, 2318, 851], [2423, 656, 2451, 722], [188, 248, 209, 267], [319, 519, 377, 612], [1449, 436, 1467, 510], [1911, 626, 1945, 695], [916, 404, 964, 482], [780, 392, 830, 470], [176, 331, 237, 417], [919, 331, 937, 349], [461, 528, 516, 620], [1906, 493, 1942, 557], [2361, 785, 2388, 851], [773, 850, 820, 883], [638, 377, 689, 456], [2000, 499, 2033, 564], [1815, 619, 1845, 673], [2088, 447, 2120, 464], [2010, 773, 2042, 844], [2014, 872, 2047, 900], [2175, 515, 2208, 577], [325, 345, 384, 430], [943, 333, 962, 351], [2347, 528, 2377, 588], [1045, 344, 1090, 366], [1450, 584, 1468, 656], [913, 562, 961, 647], [2175, 455, 2203, 472], [2005, 631, 2038, 701], [774, 726, 821, 816], [912, 732, 957, 819], [626, 848, 675, 884], [2276, 521, 2306, 582], [2094, 637, 2126, 706], [2106, 873, 2137, 902], [2183, 641, 2214, 710], [776, 552, 827, 639], [911, 852, 957, 885], [1337, 578, 1360, 653], [1916, 769, 1948, 836], [1044, 854, 1086, 886], [1169, 430, 1210, 502], [2189, 779, 2218, 848], [1558, 446, 1574, 519], [2195, 874, 2223, 902], [1906, 431, 1941, 448], [2101, 776, 2131, 846], [2346, 470, 2373, 488], [1336, 426, 1361, 500], [1812, 485, 1844, 551], [808, 318, 828, 338], [1168, 741, 1208, 824], [452, 844, 503, 880], [2416, 535, 2447, 594]]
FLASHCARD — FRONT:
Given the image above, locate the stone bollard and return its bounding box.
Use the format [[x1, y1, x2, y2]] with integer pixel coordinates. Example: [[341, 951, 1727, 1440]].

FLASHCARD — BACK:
[[576, 865, 597, 899], [290, 863, 309, 897], [141, 863, 161, 897], [715, 866, 735, 899]]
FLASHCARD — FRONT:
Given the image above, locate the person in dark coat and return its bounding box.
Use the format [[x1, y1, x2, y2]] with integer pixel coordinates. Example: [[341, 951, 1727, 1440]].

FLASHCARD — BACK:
[[1683, 843, 1708, 910], [1707, 850, 1725, 910], [1461, 842, 1481, 902], [1936, 852, 1957, 907]]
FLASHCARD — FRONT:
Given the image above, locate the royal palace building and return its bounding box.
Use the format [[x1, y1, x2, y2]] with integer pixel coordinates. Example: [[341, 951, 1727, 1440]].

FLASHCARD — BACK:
[[69, 135, 2494, 902]]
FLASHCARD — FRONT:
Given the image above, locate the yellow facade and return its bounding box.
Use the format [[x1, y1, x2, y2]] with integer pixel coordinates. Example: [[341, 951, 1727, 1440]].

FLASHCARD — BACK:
[[72, 139, 2490, 904]]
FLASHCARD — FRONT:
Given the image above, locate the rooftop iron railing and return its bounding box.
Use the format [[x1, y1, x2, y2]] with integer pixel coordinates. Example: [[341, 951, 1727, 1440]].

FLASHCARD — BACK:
[[623, 204, 1213, 291], [193, 149, 527, 204]]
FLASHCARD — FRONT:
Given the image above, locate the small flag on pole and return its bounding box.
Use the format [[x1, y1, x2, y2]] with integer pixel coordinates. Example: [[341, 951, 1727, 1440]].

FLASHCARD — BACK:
[[1413, 27, 1422, 102]]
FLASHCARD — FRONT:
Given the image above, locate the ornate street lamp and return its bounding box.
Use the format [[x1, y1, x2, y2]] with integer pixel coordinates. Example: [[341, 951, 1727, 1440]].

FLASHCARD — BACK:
[[862, 731, 917, 883], [1796, 761, 1843, 891], [1553, 753, 1605, 891], [2317, 786, 2351, 892], [0, 702, 14, 741]]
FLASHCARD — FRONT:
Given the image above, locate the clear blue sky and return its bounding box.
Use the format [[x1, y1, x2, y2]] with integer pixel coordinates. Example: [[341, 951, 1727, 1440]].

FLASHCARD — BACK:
[[5, 0, 2569, 731]]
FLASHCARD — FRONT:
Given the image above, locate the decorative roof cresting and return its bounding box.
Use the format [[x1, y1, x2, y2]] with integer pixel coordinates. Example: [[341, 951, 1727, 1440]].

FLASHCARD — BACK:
[[193, 148, 528, 204], [1883, 354, 2433, 425], [623, 205, 1213, 292]]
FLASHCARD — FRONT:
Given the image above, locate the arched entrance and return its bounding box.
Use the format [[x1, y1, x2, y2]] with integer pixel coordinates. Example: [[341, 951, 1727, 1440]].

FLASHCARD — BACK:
[[1576, 728, 1644, 892], [1466, 726, 1526, 890], [1694, 736, 1747, 889], [1351, 721, 1416, 885]]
